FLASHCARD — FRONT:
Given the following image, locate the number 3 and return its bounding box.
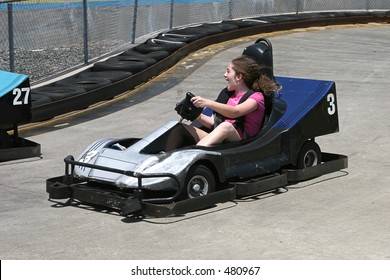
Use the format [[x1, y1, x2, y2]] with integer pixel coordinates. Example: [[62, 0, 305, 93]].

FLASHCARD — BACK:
[[13, 87, 30, 105], [327, 93, 336, 115]]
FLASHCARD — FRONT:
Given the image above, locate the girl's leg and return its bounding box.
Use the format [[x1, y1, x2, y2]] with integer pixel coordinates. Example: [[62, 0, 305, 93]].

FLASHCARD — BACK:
[[197, 122, 240, 147], [183, 124, 209, 143]]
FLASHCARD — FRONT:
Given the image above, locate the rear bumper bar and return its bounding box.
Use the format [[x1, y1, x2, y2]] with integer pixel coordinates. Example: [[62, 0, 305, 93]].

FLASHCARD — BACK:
[[282, 152, 348, 182]]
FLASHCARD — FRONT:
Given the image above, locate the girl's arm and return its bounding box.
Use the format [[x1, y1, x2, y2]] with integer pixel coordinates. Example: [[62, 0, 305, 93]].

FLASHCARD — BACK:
[[191, 96, 258, 119], [196, 113, 214, 129]]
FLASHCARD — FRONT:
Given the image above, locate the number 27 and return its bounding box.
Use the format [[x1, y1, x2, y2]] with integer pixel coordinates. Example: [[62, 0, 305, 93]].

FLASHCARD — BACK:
[[13, 87, 30, 105]]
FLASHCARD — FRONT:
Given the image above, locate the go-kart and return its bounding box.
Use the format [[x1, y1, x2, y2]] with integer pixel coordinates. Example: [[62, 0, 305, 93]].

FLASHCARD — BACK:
[[0, 70, 41, 162], [46, 38, 348, 217]]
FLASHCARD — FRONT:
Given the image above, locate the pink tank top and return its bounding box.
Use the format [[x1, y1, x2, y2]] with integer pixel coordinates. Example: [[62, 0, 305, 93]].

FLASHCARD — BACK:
[[225, 92, 265, 139]]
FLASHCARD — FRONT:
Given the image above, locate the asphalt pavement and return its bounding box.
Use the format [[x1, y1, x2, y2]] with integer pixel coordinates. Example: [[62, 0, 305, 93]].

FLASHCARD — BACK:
[[0, 23, 389, 260]]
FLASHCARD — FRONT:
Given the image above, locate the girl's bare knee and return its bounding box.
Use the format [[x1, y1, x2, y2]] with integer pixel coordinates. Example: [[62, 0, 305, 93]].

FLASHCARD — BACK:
[[217, 122, 235, 132]]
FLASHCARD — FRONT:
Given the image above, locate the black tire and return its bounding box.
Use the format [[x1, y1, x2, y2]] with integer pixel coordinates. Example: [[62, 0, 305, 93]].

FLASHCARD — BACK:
[[55, 77, 112, 91], [296, 141, 322, 169], [78, 70, 132, 82], [167, 28, 209, 39], [202, 23, 239, 32], [191, 25, 223, 35], [31, 86, 87, 101], [113, 55, 157, 67], [31, 93, 52, 106], [184, 165, 216, 199], [157, 32, 201, 43], [222, 19, 268, 28], [134, 39, 186, 54], [93, 59, 148, 73], [121, 49, 170, 61]]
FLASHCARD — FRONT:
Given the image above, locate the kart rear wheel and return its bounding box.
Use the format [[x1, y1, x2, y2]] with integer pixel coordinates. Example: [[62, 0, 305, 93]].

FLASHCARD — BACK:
[[296, 141, 322, 169], [185, 165, 216, 199]]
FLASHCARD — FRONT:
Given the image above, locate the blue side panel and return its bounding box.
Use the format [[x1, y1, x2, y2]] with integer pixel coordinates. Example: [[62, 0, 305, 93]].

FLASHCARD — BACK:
[[0, 70, 28, 98], [275, 76, 334, 130], [0, 70, 31, 124]]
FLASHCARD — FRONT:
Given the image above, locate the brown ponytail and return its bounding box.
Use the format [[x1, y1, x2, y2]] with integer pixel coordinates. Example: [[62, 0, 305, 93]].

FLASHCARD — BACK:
[[231, 55, 277, 96]]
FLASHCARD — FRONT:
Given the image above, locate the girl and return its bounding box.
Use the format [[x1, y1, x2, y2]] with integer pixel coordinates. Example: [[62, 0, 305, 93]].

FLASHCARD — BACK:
[[185, 55, 276, 147]]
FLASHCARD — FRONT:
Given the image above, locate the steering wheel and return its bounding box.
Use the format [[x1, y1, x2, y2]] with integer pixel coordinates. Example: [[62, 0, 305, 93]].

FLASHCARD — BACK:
[[175, 92, 203, 121]]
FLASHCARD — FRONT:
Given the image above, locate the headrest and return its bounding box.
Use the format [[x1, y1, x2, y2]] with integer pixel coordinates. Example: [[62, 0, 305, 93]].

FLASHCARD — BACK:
[[243, 38, 274, 80]]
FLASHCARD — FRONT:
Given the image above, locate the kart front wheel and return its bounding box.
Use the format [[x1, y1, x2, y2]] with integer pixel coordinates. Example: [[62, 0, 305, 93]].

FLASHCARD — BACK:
[[296, 141, 322, 169], [185, 165, 216, 199]]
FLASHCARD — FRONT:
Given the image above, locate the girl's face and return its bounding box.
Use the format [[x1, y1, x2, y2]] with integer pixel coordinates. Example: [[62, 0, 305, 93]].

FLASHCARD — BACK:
[[224, 62, 240, 91]]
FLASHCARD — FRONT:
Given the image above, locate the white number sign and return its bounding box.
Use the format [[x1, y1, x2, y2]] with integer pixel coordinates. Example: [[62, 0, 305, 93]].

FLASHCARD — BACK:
[[12, 87, 30, 105]]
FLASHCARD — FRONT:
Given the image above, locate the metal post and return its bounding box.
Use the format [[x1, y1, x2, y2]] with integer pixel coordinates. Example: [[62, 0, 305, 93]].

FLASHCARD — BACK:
[[228, 0, 232, 19], [82, 0, 88, 64], [296, 0, 300, 15], [169, 0, 174, 29], [7, 3, 15, 72], [131, 0, 138, 44], [366, 0, 370, 11]]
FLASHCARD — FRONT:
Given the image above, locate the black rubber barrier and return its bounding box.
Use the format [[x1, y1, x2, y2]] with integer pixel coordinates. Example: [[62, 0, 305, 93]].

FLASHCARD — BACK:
[[31, 11, 390, 123]]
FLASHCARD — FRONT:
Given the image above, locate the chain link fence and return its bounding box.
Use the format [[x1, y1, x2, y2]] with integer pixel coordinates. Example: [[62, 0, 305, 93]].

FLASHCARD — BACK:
[[1, 0, 389, 84]]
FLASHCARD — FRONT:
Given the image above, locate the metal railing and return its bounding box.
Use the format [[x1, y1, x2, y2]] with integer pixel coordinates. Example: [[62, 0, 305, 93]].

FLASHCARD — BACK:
[[1, 0, 389, 84]]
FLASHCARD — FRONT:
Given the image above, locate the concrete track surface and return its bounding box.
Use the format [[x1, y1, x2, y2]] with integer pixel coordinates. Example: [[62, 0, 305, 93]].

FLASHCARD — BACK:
[[1, 23, 389, 260]]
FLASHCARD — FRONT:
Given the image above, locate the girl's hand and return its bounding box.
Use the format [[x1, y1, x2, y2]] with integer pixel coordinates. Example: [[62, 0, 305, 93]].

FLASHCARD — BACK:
[[191, 96, 210, 108]]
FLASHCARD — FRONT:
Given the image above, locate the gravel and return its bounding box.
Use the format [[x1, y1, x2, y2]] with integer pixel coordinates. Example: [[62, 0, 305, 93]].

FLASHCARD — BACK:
[[0, 41, 127, 85]]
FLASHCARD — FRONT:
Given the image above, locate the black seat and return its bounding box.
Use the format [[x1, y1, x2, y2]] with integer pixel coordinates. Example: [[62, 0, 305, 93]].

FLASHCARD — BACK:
[[242, 38, 277, 132], [242, 38, 274, 80], [258, 97, 286, 137]]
